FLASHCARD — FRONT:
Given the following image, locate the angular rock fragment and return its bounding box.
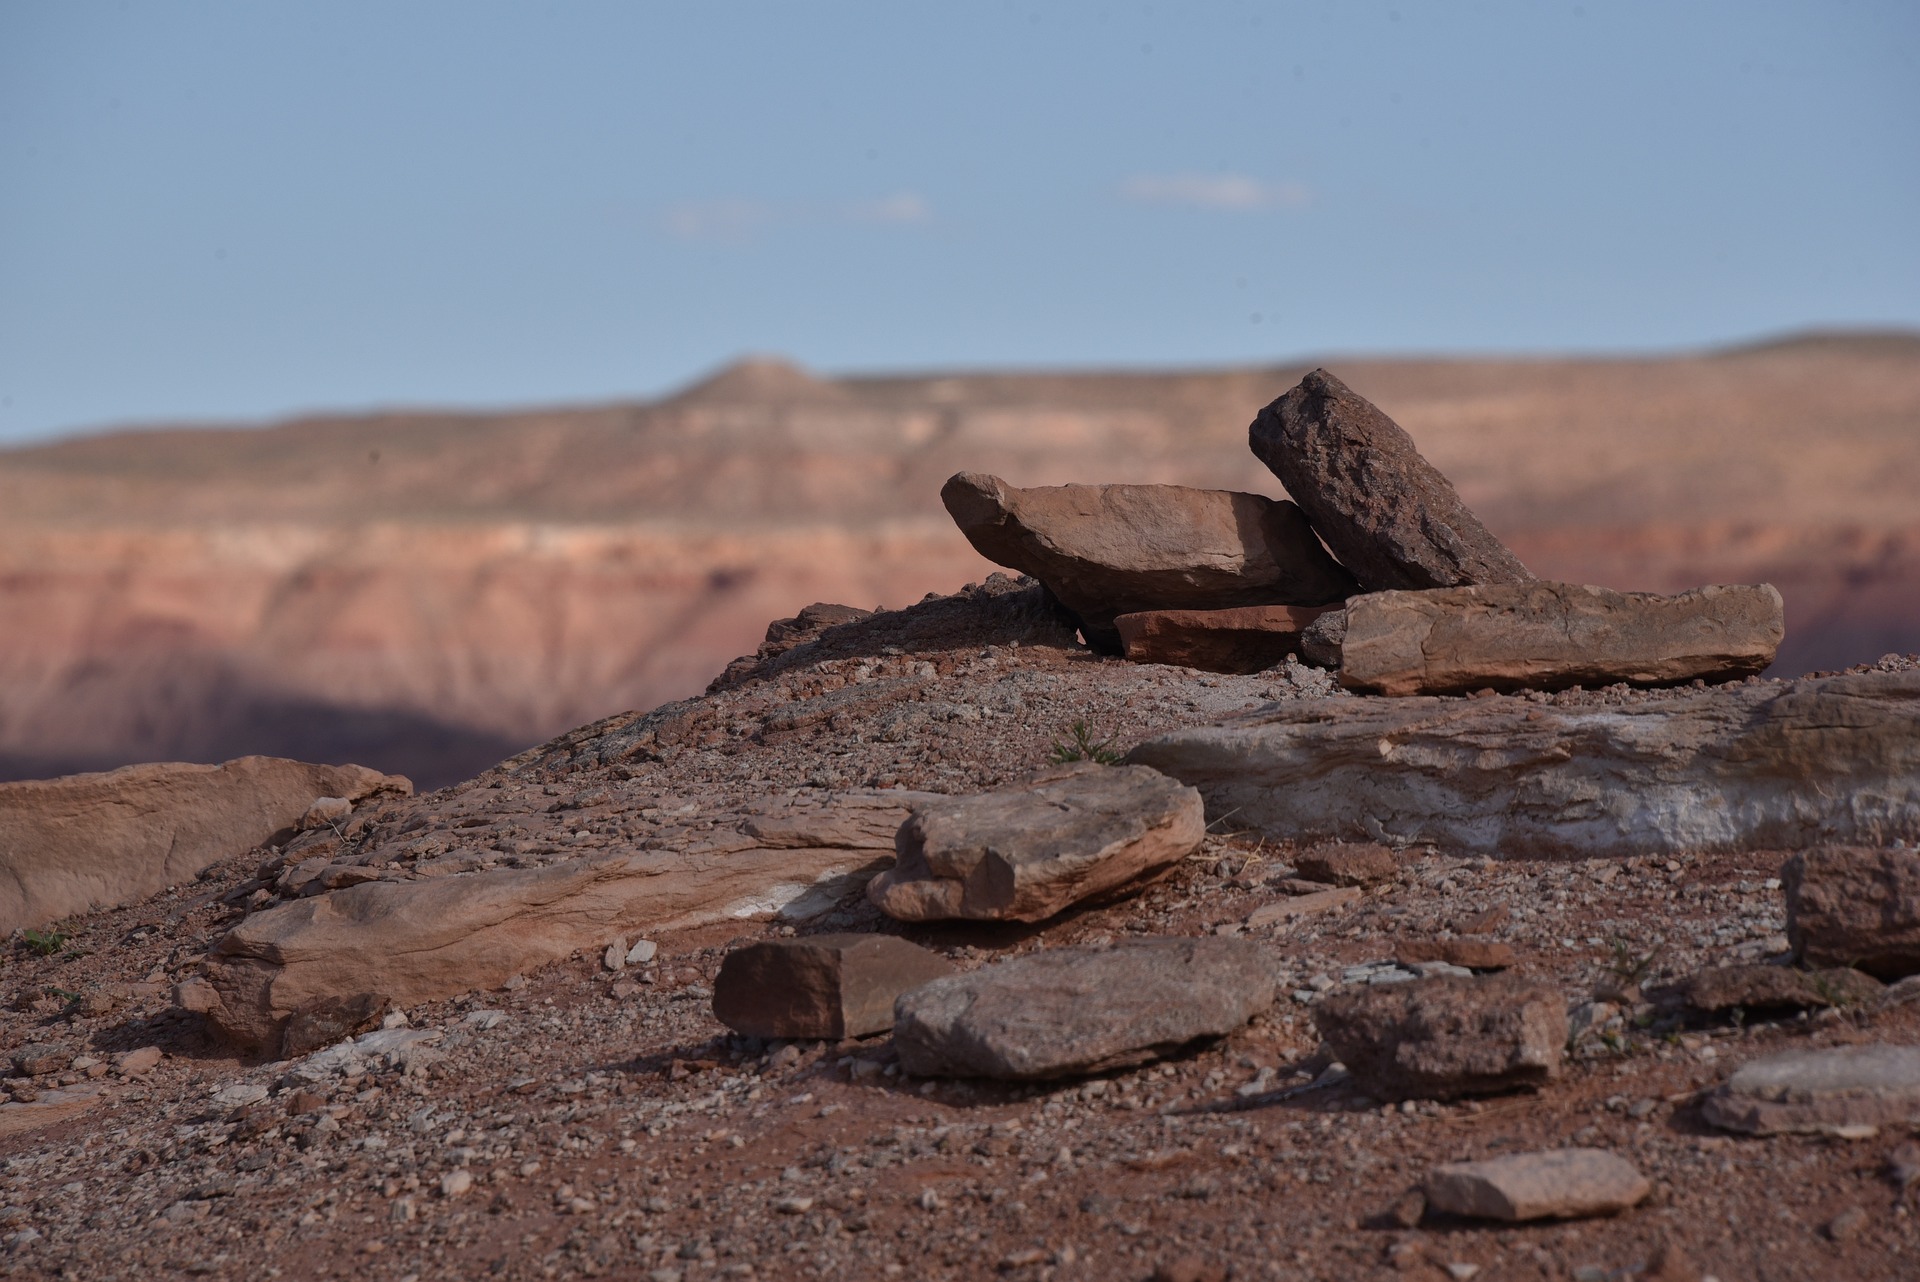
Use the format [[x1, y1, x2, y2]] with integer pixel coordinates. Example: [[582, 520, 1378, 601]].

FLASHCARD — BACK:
[[1339, 582, 1784, 696], [892, 937, 1274, 1080], [1294, 842, 1398, 887], [1703, 1044, 1920, 1137], [279, 992, 393, 1059], [1248, 368, 1532, 591], [868, 764, 1205, 923], [940, 472, 1355, 651], [1245, 887, 1360, 927], [712, 934, 955, 1040], [1112, 604, 1334, 674], [1424, 1148, 1650, 1222], [1313, 974, 1565, 1101], [1679, 963, 1882, 1015], [1395, 938, 1516, 971], [1784, 846, 1920, 979], [1127, 670, 1920, 858], [1297, 607, 1346, 668]]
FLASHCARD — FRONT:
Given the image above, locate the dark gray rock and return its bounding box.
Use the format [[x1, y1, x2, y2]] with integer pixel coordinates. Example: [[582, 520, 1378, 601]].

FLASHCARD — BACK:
[[892, 937, 1275, 1080], [1297, 607, 1346, 668], [712, 934, 956, 1040], [1313, 974, 1565, 1101]]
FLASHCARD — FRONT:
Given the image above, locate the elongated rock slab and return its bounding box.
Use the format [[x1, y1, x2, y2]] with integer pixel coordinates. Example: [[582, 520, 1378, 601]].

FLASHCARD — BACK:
[[1425, 1149, 1650, 1222], [1248, 369, 1532, 591], [1784, 846, 1920, 979], [1127, 670, 1920, 858], [1703, 1044, 1920, 1136], [712, 934, 955, 1040], [869, 764, 1205, 923], [1113, 604, 1334, 674], [893, 937, 1275, 1080], [1339, 582, 1784, 696], [941, 472, 1356, 651]]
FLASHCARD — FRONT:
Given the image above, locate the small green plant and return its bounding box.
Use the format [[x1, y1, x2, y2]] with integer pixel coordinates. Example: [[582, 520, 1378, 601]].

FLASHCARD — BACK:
[[1604, 936, 1662, 990], [20, 926, 68, 957], [1049, 720, 1122, 766]]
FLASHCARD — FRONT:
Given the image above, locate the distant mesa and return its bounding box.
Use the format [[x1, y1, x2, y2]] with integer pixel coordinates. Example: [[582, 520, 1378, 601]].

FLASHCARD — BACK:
[[663, 355, 851, 407]]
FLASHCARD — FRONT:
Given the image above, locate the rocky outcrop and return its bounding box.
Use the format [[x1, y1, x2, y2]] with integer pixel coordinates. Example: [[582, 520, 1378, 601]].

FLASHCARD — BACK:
[[1703, 1044, 1920, 1137], [0, 757, 410, 934], [1312, 975, 1566, 1101], [1783, 846, 1920, 978], [1127, 670, 1920, 858], [1338, 582, 1784, 696], [1248, 369, 1533, 591], [1424, 1149, 1650, 1222], [868, 764, 1205, 923], [711, 935, 955, 1040], [892, 938, 1274, 1080], [192, 790, 934, 1053], [1112, 604, 1334, 674], [940, 472, 1355, 651]]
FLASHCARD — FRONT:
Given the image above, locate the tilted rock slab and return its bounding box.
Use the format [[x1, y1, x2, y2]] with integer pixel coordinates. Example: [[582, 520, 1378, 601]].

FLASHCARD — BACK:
[[711, 934, 956, 1040], [1248, 368, 1533, 592], [893, 937, 1275, 1080], [940, 472, 1356, 651], [1425, 1149, 1651, 1222], [1678, 962, 1883, 1014], [0, 756, 410, 934], [1339, 582, 1784, 696], [1784, 846, 1920, 979], [1113, 604, 1334, 674], [194, 790, 936, 1053], [1703, 1044, 1920, 1137], [1127, 670, 1920, 858], [868, 764, 1205, 923], [1313, 974, 1566, 1101]]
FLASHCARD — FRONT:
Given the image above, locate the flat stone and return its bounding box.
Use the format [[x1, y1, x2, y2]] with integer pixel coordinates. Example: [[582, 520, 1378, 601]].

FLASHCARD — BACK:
[[868, 764, 1204, 923], [1395, 938, 1517, 971], [940, 472, 1356, 651], [711, 934, 955, 1040], [1339, 582, 1783, 696], [892, 937, 1275, 1080], [1702, 1044, 1920, 1137], [1248, 368, 1533, 592], [1113, 604, 1334, 674], [1424, 1148, 1650, 1221], [0, 1084, 107, 1140], [11, 1044, 70, 1077], [1313, 974, 1565, 1101], [1246, 887, 1361, 927], [1127, 670, 1920, 858], [1294, 842, 1398, 886], [1680, 963, 1882, 1014], [1784, 846, 1920, 979]]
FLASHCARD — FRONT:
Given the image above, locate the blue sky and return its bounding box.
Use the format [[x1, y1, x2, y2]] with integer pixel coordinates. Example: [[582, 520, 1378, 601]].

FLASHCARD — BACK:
[[1, 1, 1915, 443]]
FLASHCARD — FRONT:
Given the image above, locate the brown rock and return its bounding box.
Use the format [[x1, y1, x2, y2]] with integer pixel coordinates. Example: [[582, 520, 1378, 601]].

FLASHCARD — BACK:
[[112, 1047, 162, 1077], [1395, 938, 1517, 971], [1313, 974, 1565, 1101], [1127, 670, 1920, 858], [1423, 1148, 1650, 1221], [0, 756, 411, 934], [940, 472, 1356, 651], [1784, 845, 1920, 979], [1680, 963, 1882, 1013], [711, 934, 955, 1040], [1338, 582, 1784, 696], [1245, 887, 1361, 927], [0, 1083, 107, 1139], [1112, 604, 1334, 674], [1248, 368, 1532, 591], [279, 992, 393, 1059], [1702, 1043, 1920, 1137], [868, 764, 1205, 923], [1295, 841, 1398, 886], [11, 1044, 70, 1077]]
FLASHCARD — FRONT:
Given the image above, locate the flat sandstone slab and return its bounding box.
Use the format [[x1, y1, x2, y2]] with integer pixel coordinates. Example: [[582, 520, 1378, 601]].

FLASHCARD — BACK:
[[893, 937, 1275, 1080], [1127, 670, 1920, 858], [1339, 582, 1783, 696], [1425, 1148, 1651, 1222], [1703, 1044, 1920, 1137], [1113, 604, 1334, 674], [1313, 974, 1566, 1101]]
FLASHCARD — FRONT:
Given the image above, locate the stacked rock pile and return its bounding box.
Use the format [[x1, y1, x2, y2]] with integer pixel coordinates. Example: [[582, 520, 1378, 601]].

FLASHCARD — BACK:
[[946, 368, 1785, 687]]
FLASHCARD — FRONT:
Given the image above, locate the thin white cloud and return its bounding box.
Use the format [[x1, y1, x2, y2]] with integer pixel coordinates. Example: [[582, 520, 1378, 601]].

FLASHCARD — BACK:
[[848, 191, 932, 224], [1120, 173, 1313, 212], [661, 199, 774, 242]]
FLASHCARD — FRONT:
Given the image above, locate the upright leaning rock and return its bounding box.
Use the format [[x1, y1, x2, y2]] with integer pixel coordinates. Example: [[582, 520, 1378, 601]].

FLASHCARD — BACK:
[[1248, 369, 1532, 591], [941, 472, 1356, 651], [712, 934, 955, 1040], [1339, 582, 1784, 696], [1783, 846, 1920, 978]]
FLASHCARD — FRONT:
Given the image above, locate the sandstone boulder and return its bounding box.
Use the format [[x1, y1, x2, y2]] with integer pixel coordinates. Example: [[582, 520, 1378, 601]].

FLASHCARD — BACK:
[[1424, 1149, 1650, 1222], [1248, 369, 1532, 591], [1294, 842, 1398, 887], [0, 756, 411, 934], [1703, 1044, 1920, 1137], [712, 934, 955, 1040], [1313, 974, 1566, 1101], [1127, 670, 1920, 858], [892, 937, 1274, 1080], [194, 789, 937, 1053], [868, 764, 1205, 923], [1679, 963, 1882, 1014], [1339, 582, 1783, 696], [940, 472, 1355, 651], [1395, 938, 1517, 971], [1784, 846, 1920, 978], [1112, 604, 1334, 674]]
